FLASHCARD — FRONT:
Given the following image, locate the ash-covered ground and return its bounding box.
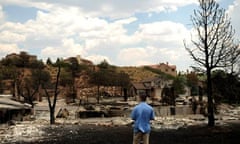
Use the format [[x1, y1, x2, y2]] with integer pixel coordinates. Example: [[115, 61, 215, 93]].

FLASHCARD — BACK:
[[1, 119, 240, 144], [1, 99, 240, 144]]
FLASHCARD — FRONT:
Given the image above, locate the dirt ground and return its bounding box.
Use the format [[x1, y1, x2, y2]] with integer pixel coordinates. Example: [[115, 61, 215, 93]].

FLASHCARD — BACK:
[[7, 121, 240, 144]]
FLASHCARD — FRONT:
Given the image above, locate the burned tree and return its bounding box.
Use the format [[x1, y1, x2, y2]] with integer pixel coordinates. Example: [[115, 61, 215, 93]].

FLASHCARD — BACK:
[[185, 0, 240, 126], [17, 61, 49, 108], [44, 64, 61, 124]]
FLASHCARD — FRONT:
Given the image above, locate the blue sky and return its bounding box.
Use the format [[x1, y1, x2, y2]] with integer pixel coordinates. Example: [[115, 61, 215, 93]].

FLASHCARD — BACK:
[[0, 0, 239, 71]]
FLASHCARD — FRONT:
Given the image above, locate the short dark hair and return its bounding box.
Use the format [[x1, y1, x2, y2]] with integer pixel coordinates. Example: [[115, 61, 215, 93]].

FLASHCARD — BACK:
[[139, 93, 147, 101]]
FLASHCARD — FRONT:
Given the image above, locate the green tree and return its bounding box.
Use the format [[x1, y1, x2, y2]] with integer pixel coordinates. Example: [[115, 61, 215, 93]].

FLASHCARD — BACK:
[[1, 56, 22, 68], [98, 59, 110, 69], [65, 58, 81, 103], [186, 72, 199, 96], [89, 69, 108, 104], [185, 0, 240, 126], [0, 65, 21, 98], [46, 57, 53, 65], [18, 51, 30, 67], [17, 60, 49, 108], [17, 76, 38, 108], [60, 68, 75, 103], [117, 71, 131, 101], [212, 70, 240, 104], [89, 60, 118, 103], [173, 75, 186, 96]]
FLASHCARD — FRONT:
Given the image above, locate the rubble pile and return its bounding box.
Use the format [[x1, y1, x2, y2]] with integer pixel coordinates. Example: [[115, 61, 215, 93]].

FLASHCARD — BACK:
[[0, 121, 46, 143], [218, 104, 240, 120], [152, 115, 206, 130], [1, 103, 240, 143]]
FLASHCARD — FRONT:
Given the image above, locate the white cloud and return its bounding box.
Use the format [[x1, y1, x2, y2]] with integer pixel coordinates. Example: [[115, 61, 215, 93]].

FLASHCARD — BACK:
[[135, 21, 190, 48], [0, 4, 140, 62], [75, 0, 196, 18], [0, 5, 5, 23], [0, 0, 197, 19], [0, 0, 198, 71], [86, 55, 111, 65], [0, 0, 53, 11], [0, 43, 21, 57], [81, 17, 139, 51], [115, 20, 193, 70], [117, 45, 192, 71], [114, 17, 138, 25], [118, 47, 151, 66], [40, 38, 86, 61], [0, 31, 26, 43], [227, 0, 240, 39]]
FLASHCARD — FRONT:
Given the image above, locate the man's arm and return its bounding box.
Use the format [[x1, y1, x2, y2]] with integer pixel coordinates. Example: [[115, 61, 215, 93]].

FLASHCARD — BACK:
[[150, 109, 155, 120], [131, 108, 136, 120]]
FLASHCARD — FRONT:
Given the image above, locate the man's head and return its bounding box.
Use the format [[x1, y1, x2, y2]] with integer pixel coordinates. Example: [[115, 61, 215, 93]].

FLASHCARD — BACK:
[[139, 93, 147, 102]]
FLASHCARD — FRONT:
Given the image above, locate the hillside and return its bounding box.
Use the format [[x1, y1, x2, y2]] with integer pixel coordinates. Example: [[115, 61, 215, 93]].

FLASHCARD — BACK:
[[0, 52, 174, 83], [116, 66, 158, 82]]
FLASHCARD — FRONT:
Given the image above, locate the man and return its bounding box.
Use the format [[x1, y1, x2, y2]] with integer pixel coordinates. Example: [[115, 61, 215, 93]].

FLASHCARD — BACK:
[[131, 93, 155, 144]]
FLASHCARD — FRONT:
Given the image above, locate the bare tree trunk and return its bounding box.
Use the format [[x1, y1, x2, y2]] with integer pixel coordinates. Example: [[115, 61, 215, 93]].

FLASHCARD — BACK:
[[97, 85, 100, 104], [14, 81, 18, 99], [207, 69, 214, 126], [49, 107, 55, 124], [45, 65, 61, 124], [46, 93, 55, 124], [185, 0, 239, 126]]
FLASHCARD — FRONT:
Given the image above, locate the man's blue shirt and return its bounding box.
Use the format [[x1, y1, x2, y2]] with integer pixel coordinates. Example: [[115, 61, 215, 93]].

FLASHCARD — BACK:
[[131, 102, 155, 133]]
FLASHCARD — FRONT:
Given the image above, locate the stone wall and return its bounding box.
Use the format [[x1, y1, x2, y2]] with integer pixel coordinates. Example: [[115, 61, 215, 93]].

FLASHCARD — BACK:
[[154, 106, 195, 116]]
